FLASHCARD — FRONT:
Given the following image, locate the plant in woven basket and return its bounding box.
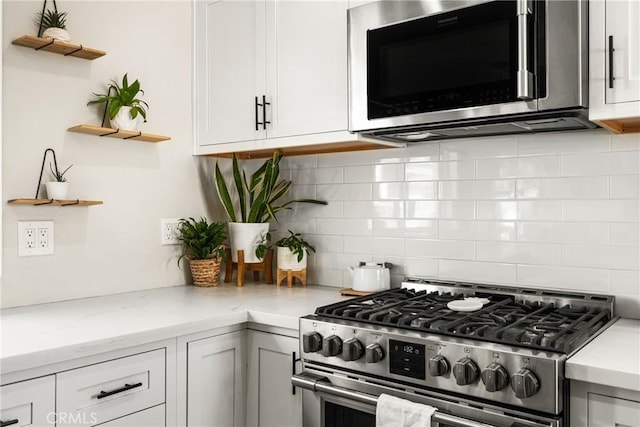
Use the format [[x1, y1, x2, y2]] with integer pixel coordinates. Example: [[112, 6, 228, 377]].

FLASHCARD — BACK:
[[177, 217, 227, 287]]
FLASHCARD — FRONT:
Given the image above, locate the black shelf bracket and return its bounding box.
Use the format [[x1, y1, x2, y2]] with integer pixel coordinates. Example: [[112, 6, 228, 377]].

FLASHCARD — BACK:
[[37, 0, 59, 38], [35, 148, 59, 199]]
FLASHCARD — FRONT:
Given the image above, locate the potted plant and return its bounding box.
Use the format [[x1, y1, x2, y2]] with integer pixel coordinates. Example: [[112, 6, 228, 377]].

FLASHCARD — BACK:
[[87, 74, 149, 131], [177, 217, 227, 287], [214, 152, 327, 263], [275, 230, 315, 271], [46, 161, 72, 200], [37, 9, 70, 42]]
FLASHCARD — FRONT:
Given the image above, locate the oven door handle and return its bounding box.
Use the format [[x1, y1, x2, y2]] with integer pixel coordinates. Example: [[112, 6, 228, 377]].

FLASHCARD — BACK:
[[292, 373, 495, 427]]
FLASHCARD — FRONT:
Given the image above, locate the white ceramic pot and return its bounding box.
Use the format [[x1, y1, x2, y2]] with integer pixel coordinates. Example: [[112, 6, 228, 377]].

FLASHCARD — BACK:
[[45, 182, 69, 200], [348, 262, 391, 292], [110, 106, 140, 131], [276, 246, 307, 271], [228, 222, 270, 263], [42, 27, 70, 42]]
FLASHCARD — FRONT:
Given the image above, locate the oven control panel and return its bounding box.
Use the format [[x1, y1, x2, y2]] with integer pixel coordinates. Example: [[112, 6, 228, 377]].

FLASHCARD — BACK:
[[299, 316, 565, 415]]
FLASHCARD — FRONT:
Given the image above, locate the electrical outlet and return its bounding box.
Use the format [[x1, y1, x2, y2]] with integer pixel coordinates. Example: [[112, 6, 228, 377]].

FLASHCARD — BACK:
[[161, 219, 181, 245], [18, 221, 54, 256]]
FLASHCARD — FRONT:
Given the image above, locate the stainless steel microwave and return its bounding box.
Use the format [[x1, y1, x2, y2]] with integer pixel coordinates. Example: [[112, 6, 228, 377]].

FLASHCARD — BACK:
[[348, 0, 596, 142]]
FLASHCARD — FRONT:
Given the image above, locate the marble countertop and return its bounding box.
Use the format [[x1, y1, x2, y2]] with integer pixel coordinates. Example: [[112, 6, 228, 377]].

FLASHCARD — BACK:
[[566, 318, 640, 392], [0, 284, 347, 374]]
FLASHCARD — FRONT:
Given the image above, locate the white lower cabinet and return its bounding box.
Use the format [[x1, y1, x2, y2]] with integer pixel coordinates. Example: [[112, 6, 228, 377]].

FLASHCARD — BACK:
[[571, 381, 640, 427], [185, 330, 246, 427], [0, 375, 55, 426], [247, 330, 301, 427], [99, 405, 166, 426]]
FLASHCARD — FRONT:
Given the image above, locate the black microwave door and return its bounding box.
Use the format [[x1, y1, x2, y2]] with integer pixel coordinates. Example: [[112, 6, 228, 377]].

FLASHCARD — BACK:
[[367, 1, 522, 120]]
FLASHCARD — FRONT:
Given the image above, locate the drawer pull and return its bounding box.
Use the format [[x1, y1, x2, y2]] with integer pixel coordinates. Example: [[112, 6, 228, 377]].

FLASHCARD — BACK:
[[1, 419, 19, 427], [96, 382, 143, 399]]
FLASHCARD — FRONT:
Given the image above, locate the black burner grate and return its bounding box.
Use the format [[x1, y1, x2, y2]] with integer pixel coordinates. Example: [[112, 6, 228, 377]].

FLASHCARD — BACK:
[[315, 288, 611, 353]]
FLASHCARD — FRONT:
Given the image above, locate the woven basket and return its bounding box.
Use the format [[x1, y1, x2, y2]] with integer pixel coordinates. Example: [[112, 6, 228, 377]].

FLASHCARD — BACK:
[[189, 257, 222, 287]]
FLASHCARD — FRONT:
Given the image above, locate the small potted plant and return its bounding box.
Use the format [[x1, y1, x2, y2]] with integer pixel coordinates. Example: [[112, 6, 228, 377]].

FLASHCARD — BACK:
[[37, 8, 70, 42], [215, 152, 327, 263], [275, 230, 315, 271], [87, 74, 149, 131], [46, 162, 72, 200], [177, 217, 227, 287]]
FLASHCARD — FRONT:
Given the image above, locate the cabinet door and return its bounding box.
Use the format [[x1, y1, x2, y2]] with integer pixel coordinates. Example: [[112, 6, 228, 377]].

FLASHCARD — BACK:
[[588, 393, 640, 427], [187, 331, 246, 427], [605, 0, 640, 104], [265, 0, 348, 139], [0, 376, 55, 426], [194, 0, 266, 147], [247, 331, 301, 427]]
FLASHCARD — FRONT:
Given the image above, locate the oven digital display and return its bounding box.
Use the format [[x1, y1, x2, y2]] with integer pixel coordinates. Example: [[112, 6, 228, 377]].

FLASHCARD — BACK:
[[389, 339, 426, 380]]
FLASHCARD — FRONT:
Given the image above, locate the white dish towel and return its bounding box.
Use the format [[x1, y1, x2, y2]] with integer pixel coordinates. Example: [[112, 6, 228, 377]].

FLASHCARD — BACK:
[[376, 393, 437, 427]]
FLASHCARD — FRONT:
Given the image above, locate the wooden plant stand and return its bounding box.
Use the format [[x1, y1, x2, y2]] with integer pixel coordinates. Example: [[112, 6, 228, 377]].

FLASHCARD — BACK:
[[276, 268, 307, 288], [224, 248, 274, 287]]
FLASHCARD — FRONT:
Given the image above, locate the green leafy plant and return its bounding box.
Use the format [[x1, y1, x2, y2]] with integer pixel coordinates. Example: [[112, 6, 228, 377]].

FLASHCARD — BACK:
[[214, 152, 327, 223], [177, 217, 227, 266], [49, 162, 72, 182], [87, 74, 149, 122], [37, 9, 68, 30], [275, 230, 316, 262]]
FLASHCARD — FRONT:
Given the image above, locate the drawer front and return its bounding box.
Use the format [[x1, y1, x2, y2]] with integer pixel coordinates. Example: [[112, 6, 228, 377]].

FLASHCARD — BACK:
[[99, 404, 165, 427], [588, 393, 640, 427], [0, 376, 55, 426], [57, 349, 165, 426]]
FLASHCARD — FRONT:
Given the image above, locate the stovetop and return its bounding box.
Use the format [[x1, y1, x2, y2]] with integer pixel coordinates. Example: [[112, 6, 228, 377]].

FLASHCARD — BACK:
[[315, 279, 613, 354]]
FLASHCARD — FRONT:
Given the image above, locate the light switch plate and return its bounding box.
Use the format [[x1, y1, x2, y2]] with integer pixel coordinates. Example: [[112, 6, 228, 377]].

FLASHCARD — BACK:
[[18, 221, 54, 256]]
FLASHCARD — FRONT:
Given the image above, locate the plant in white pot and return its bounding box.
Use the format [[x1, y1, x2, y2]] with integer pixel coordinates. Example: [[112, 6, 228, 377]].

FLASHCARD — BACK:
[[37, 9, 70, 42], [46, 161, 72, 200], [275, 230, 316, 271], [87, 74, 149, 131], [214, 152, 327, 264]]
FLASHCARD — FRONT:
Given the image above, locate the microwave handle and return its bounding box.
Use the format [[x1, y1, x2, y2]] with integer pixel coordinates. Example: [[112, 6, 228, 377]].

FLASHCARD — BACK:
[[517, 0, 534, 100]]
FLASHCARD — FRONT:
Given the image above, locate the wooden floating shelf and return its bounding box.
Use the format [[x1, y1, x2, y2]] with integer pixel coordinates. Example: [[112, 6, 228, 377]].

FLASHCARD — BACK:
[[8, 198, 103, 207], [68, 125, 171, 143], [12, 35, 106, 60]]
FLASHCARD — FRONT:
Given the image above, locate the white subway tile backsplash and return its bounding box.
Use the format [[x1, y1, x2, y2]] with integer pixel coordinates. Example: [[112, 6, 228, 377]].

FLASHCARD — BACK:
[[404, 257, 439, 277], [316, 218, 373, 236], [562, 151, 640, 176], [291, 200, 343, 218], [315, 252, 372, 270], [281, 155, 318, 169], [317, 151, 373, 167], [439, 180, 515, 200], [405, 239, 475, 260], [476, 156, 562, 179], [476, 201, 563, 220], [317, 183, 372, 201], [517, 130, 610, 156], [610, 270, 640, 295], [308, 268, 345, 288], [405, 161, 475, 181], [516, 265, 609, 292], [344, 201, 404, 218], [610, 175, 640, 199], [439, 220, 516, 241], [406, 201, 475, 219], [344, 164, 405, 183], [344, 236, 405, 257], [610, 223, 640, 246], [374, 144, 440, 164], [440, 136, 517, 160], [517, 222, 609, 245], [373, 219, 439, 238], [291, 167, 343, 184], [407, 182, 438, 200], [611, 134, 640, 152], [477, 242, 561, 265], [562, 245, 640, 270], [563, 200, 640, 222], [516, 177, 609, 199], [308, 235, 345, 253], [438, 260, 516, 284]]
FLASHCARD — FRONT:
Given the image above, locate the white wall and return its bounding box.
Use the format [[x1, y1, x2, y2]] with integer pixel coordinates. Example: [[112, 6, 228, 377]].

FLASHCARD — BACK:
[[272, 130, 640, 319], [1, 1, 208, 307]]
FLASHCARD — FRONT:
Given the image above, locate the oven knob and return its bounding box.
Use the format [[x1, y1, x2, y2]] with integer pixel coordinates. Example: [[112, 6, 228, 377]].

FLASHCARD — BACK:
[[365, 343, 385, 363], [321, 335, 343, 357], [453, 358, 479, 386], [428, 355, 450, 377], [302, 332, 323, 353], [481, 363, 509, 392], [342, 338, 364, 361], [510, 368, 540, 399]]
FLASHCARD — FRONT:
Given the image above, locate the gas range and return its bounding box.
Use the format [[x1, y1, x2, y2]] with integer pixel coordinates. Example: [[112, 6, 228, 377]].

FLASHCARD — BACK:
[[297, 278, 615, 421]]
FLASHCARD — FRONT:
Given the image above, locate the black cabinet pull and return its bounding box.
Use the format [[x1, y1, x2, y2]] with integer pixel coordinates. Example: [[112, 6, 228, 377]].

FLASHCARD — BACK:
[[262, 95, 271, 130], [291, 351, 301, 395], [1, 419, 19, 427], [255, 96, 260, 131], [96, 382, 143, 399], [609, 35, 615, 89]]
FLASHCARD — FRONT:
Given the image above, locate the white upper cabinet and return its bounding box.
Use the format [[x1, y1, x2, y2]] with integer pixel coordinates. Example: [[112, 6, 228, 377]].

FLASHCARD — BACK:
[[589, 0, 640, 133]]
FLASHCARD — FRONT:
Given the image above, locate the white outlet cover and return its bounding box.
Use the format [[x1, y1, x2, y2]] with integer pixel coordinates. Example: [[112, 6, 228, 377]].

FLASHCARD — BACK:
[[18, 221, 54, 256], [161, 219, 181, 245]]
